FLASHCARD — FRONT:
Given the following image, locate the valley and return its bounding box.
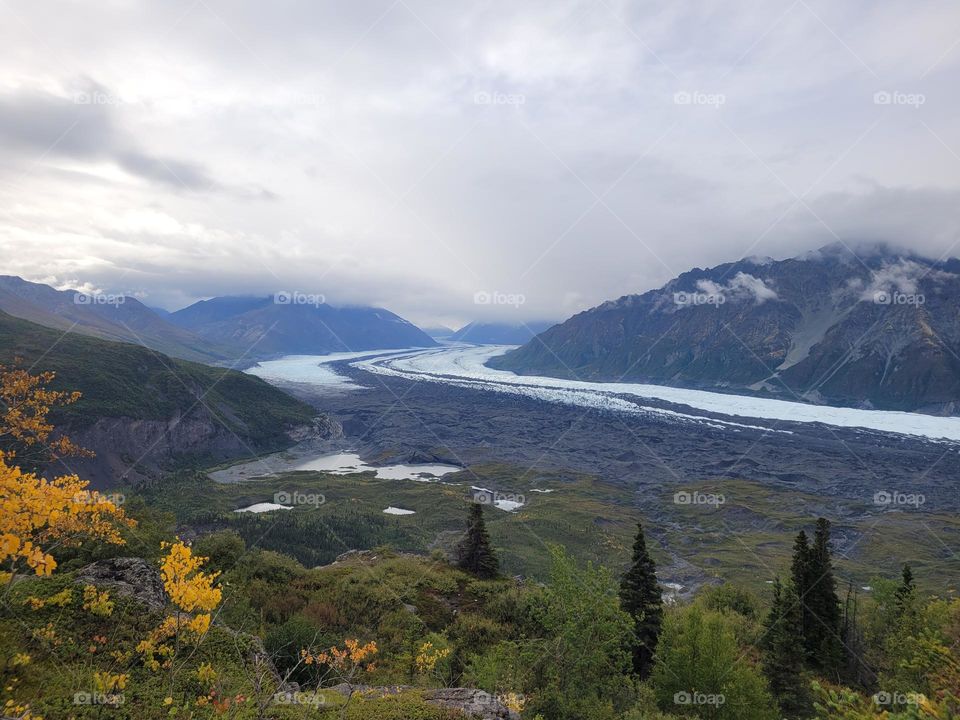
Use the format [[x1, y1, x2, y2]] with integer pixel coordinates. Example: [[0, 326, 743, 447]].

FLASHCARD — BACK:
[[5, 5, 960, 715], [200, 346, 960, 595]]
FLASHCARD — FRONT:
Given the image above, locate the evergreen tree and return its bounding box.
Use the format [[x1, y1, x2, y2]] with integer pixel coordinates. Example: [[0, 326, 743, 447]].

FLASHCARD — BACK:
[[790, 529, 813, 645], [619, 522, 663, 678], [894, 563, 915, 616], [457, 502, 499, 579], [762, 577, 810, 719], [806, 518, 845, 674]]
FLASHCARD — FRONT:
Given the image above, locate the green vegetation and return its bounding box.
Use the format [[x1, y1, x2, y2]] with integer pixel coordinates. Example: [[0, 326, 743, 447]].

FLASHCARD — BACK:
[[3, 365, 958, 719], [0, 310, 315, 449], [136, 467, 960, 599], [6, 514, 957, 719]]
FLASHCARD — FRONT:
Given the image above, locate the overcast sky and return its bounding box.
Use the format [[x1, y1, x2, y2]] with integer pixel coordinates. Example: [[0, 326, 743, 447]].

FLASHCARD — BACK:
[[2, 0, 959, 327]]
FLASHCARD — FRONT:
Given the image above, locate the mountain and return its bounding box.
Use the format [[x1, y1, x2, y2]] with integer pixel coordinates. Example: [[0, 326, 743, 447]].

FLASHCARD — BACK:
[[490, 243, 960, 414], [422, 325, 456, 340], [0, 276, 234, 364], [449, 320, 557, 345], [0, 310, 328, 486], [168, 295, 437, 355]]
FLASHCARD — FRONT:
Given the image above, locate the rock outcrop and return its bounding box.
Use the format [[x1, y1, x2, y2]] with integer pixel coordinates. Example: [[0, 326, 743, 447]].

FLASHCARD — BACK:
[[75, 557, 167, 611], [492, 243, 960, 414], [327, 684, 520, 719]]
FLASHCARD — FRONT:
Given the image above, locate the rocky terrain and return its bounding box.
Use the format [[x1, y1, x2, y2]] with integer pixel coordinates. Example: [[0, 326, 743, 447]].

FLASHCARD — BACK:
[[276, 358, 960, 513], [491, 243, 960, 414]]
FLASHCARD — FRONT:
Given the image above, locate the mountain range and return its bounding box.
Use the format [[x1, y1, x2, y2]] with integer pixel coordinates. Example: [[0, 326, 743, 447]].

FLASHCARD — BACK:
[[0, 275, 234, 364], [490, 243, 960, 414], [0, 277, 436, 362], [447, 320, 557, 345], [168, 295, 436, 356]]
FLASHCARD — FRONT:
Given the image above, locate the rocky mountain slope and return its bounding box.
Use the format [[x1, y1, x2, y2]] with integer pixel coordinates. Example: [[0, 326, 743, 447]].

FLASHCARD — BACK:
[[0, 310, 331, 485], [0, 275, 235, 364], [169, 295, 437, 355], [491, 243, 960, 413]]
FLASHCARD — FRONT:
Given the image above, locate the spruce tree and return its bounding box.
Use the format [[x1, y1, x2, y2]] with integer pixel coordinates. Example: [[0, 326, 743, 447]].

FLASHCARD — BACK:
[[790, 529, 812, 646], [762, 577, 810, 719], [806, 518, 845, 674], [456, 502, 499, 579], [894, 563, 915, 616], [619, 522, 663, 678]]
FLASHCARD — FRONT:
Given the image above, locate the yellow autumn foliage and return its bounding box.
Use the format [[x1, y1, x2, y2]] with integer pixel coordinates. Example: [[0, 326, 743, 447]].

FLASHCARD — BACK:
[[0, 367, 133, 578], [159, 541, 221, 613], [0, 364, 89, 461]]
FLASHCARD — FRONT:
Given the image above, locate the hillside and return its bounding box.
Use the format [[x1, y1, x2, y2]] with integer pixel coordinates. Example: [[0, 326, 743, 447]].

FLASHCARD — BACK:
[[0, 311, 324, 485], [169, 295, 438, 355], [0, 276, 235, 364], [491, 244, 960, 414]]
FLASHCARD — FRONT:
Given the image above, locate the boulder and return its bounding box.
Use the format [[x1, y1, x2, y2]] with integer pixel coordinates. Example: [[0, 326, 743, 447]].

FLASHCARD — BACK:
[[75, 557, 167, 611], [425, 688, 521, 719], [326, 685, 519, 719]]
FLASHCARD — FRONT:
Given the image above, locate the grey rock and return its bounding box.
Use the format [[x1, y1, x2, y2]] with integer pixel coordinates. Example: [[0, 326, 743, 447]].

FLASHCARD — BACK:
[[326, 685, 520, 719], [75, 557, 167, 611]]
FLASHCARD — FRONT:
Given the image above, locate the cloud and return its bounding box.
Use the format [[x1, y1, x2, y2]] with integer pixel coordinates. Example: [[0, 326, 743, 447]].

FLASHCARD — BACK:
[[0, 84, 270, 197], [0, 0, 959, 326], [694, 272, 778, 305], [856, 258, 956, 302]]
